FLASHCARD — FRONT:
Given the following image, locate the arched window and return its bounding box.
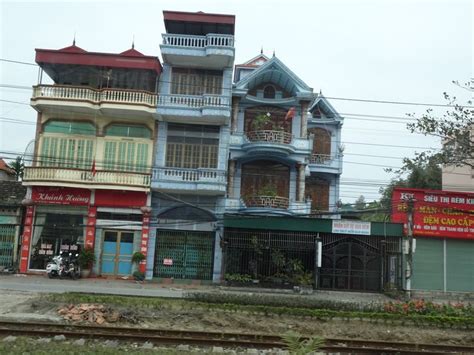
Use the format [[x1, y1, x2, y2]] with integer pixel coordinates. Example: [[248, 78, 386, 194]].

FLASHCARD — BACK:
[[104, 124, 151, 138], [43, 120, 96, 135], [263, 85, 276, 99], [309, 128, 331, 156]]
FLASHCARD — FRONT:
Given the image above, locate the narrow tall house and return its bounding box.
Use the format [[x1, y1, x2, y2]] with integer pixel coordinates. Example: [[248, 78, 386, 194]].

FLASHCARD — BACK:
[[150, 11, 235, 281], [227, 54, 343, 216], [20, 44, 161, 275]]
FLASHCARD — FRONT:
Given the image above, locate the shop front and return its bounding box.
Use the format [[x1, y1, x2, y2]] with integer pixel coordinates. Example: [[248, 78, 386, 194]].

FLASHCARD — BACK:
[[19, 186, 151, 276]]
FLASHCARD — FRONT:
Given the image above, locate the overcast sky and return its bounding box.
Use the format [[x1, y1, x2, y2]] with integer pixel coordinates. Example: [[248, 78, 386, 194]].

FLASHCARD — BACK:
[[0, 0, 472, 201]]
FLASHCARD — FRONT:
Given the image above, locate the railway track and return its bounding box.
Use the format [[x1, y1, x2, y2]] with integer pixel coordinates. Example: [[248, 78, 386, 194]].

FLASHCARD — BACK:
[[0, 320, 472, 354]]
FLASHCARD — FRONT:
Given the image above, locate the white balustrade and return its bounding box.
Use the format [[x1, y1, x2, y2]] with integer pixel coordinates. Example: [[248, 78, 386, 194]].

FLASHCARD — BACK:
[[244, 195, 290, 209], [23, 167, 150, 188], [158, 94, 230, 109], [153, 167, 226, 185], [309, 154, 333, 165], [162, 33, 234, 48], [32, 85, 157, 107], [246, 130, 293, 145]]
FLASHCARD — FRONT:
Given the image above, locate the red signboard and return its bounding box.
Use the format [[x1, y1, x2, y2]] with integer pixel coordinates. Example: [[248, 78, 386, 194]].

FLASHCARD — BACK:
[[139, 212, 151, 273], [391, 188, 474, 240], [95, 190, 147, 208], [85, 206, 97, 249], [19, 206, 35, 273], [32, 186, 90, 206]]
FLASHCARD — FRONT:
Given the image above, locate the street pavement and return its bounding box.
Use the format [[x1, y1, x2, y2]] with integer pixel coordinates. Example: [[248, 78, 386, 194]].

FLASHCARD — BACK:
[[0, 275, 185, 298]]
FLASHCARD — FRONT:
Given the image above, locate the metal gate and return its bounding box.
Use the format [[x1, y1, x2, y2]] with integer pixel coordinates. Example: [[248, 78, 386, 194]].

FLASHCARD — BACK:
[[319, 234, 401, 292], [154, 230, 215, 280], [0, 225, 15, 268]]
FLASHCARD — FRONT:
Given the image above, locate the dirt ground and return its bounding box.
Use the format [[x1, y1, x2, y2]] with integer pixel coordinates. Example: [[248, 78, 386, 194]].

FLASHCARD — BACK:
[[1, 291, 472, 347]]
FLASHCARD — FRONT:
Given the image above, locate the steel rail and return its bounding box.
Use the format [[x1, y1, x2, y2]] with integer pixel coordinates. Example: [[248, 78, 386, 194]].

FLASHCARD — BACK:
[[0, 320, 472, 353]]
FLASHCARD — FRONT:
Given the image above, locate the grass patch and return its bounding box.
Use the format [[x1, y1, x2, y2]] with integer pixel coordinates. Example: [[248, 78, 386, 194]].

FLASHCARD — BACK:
[[43, 292, 474, 330]]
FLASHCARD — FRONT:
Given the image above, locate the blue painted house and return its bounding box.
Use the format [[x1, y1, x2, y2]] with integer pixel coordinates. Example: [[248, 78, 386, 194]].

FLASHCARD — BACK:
[[149, 10, 343, 283], [149, 11, 235, 282]]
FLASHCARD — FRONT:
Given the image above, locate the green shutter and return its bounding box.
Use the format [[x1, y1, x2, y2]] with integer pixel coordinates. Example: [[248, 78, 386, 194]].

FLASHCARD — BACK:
[[412, 238, 444, 291], [49, 138, 58, 166], [136, 143, 148, 172], [67, 139, 75, 168], [0, 224, 15, 267], [446, 239, 474, 292], [40, 137, 50, 166], [127, 142, 135, 171], [85, 140, 93, 169], [104, 142, 117, 170], [118, 142, 127, 171]]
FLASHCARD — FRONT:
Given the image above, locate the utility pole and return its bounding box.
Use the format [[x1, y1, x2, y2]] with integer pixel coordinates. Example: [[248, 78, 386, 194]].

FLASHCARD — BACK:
[[405, 197, 415, 297]]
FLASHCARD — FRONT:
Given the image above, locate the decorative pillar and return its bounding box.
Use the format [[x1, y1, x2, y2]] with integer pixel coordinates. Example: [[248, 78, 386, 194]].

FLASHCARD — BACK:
[[19, 204, 35, 273], [297, 164, 306, 202], [139, 207, 151, 273], [85, 206, 97, 250], [231, 97, 240, 133], [227, 159, 236, 198], [300, 101, 309, 138]]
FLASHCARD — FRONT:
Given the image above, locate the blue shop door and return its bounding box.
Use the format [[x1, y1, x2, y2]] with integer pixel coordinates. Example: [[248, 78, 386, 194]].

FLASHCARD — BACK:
[[117, 232, 134, 275], [101, 231, 134, 275]]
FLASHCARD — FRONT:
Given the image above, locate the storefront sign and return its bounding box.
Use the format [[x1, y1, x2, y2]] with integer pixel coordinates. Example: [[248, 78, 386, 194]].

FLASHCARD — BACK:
[[85, 206, 97, 249], [95, 190, 147, 208], [32, 187, 90, 206], [163, 258, 173, 266], [139, 212, 151, 273], [19, 206, 35, 273], [332, 220, 371, 235], [391, 188, 474, 240]]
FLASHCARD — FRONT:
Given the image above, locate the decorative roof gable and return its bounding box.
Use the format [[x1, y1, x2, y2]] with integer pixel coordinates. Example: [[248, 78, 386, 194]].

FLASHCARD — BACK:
[[234, 56, 313, 97], [309, 95, 343, 120]]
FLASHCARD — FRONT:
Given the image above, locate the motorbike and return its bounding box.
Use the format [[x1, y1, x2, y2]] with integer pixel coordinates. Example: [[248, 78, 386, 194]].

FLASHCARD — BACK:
[[46, 251, 81, 279]]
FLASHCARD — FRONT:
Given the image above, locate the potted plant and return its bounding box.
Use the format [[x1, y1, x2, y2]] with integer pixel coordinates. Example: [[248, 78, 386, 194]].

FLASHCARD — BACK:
[[131, 252, 146, 281], [78, 248, 95, 278]]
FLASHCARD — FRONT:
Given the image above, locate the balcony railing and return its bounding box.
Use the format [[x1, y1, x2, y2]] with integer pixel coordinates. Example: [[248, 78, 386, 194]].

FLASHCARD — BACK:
[[244, 195, 290, 209], [246, 130, 293, 145], [309, 154, 333, 165], [23, 167, 150, 188], [152, 167, 226, 184], [158, 94, 230, 109], [162, 33, 234, 48], [32, 85, 158, 107]]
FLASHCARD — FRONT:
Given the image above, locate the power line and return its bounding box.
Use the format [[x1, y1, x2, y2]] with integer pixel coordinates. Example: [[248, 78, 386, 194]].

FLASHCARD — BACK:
[[0, 59, 37, 67]]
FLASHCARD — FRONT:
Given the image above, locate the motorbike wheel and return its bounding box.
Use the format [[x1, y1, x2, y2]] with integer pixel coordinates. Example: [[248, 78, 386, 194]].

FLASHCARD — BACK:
[[47, 272, 53, 279]]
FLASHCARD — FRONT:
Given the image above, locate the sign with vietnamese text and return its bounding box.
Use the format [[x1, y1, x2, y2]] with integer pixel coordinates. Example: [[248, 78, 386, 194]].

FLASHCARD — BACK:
[[332, 220, 371, 235], [391, 188, 474, 240], [32, 187, 90, 206]]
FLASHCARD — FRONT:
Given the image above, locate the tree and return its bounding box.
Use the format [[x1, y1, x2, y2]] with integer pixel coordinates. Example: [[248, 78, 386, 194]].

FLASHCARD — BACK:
[[406, 85, 473, 168], [7, 156, 24, 181], [354, 195, 366, 210]]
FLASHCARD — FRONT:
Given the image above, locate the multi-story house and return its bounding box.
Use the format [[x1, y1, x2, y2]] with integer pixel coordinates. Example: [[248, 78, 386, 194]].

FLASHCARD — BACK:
[[19, 43, 161, 275], [149, 11, 235, 282], [226, 54, 343, 216]]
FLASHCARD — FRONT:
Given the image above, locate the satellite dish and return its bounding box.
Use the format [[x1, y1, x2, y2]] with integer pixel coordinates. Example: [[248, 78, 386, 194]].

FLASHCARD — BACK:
[[22, 140, 35, 167]]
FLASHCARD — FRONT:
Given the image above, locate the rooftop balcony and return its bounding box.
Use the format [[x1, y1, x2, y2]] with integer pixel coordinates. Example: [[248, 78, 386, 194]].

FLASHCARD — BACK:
[[23, 167, 151, 191], [31, 85, 157, 118], [231, 131, 312, 158], [157, 93, 231, 125], [160, 33, 235, 68], [308, 154, 343, 174], [151, 167, 226, 195]]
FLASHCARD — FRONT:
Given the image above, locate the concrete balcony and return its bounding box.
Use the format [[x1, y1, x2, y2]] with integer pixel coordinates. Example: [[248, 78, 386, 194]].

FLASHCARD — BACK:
[[23, 167, 151, 191], [152, 167, 226, 195], [308, 154, 343, 174], [233, 131, 311, 158], [225, 196, 311, 216], [30, 85, 157, 118], [160, 33, 234, 68], [157, 94, 231, 125]]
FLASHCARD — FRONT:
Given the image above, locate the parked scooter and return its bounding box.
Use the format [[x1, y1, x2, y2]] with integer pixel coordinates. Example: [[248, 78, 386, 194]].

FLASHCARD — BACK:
[[59, 252, 81, 280], [46, 253, 63, 278], [46, 251, 81, 279]]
